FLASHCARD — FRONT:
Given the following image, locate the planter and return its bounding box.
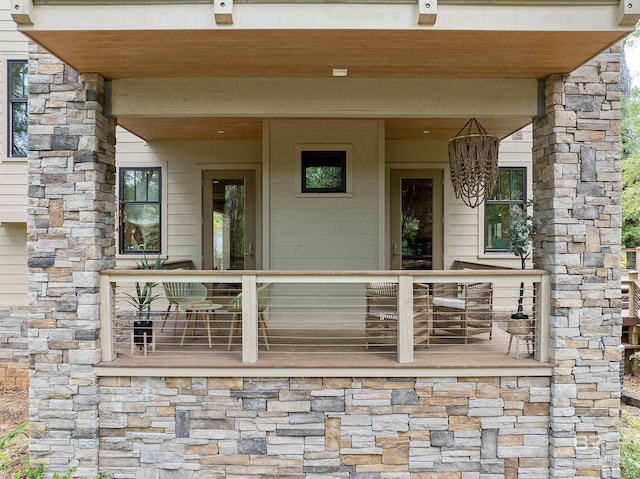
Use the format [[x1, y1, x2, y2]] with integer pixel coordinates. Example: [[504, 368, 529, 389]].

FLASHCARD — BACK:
[[133, 319, 153, 346], [507, 312, 531, 337]]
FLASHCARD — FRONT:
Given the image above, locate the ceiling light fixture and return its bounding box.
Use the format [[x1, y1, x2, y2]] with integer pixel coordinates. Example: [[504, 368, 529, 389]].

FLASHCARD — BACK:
[[332, 68, 348, 77]]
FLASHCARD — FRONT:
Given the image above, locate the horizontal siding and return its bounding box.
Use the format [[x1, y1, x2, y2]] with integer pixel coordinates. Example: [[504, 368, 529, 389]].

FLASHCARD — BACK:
[[115, 129, 261, 267], [0, 224, 27, 306], [0, 161, 27, 221], [269, 120, 379, 270], [271, 258, 378, 270], [270, 233, 377, 247], [386, 126, 532, 269], [270, 208, 378, 222], [271, 219, 378, 235], [267, 283, 364, 330], [270, 245, 376, 260]]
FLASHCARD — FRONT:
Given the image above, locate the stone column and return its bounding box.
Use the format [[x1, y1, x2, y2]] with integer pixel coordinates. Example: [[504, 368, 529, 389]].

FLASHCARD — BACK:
[[26, 43, 116, 476], [533, 45, 622, 478]]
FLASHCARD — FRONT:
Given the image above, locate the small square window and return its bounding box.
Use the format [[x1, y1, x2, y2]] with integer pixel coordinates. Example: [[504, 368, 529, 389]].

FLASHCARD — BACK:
[[301, 150, 347, 193]]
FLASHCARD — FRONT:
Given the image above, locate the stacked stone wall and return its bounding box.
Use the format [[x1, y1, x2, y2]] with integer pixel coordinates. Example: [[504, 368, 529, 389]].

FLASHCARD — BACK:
[[27, 45, 116, 476], [0, 306, 28, 388], [532, 46, 622, 478], [98, 376, 551, 479]]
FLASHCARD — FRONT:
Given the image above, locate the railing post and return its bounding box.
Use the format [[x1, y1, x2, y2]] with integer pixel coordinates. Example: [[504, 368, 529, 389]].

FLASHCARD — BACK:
[[535, 274, 550, 363], [241, 274, 258, 363], [636, 247, 640, 271], [99, 274, 115, 362], [630, 271, 639, 318], [397, 275, 413, 363]]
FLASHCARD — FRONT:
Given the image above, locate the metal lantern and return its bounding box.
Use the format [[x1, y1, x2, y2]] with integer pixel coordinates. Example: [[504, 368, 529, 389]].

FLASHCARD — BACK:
[[448, 118, 499, 208]]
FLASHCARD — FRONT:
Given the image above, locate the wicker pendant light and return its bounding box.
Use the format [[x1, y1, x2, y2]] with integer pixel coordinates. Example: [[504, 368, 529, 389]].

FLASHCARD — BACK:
[[448, 118, 499, 208]]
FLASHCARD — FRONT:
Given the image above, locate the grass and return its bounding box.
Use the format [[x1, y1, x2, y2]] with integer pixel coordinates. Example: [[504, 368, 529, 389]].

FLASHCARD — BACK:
[[622, 411, 640, 479], [0, 422, 106, 479]]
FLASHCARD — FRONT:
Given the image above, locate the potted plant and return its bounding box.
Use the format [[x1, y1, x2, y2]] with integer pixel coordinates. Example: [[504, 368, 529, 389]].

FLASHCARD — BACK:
[[506, 200, 536, 319], [123, 255, 166, 347]]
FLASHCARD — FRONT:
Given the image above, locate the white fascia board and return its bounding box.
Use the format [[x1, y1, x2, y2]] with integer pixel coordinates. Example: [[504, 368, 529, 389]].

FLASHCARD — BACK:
[[110, 77, 539, 118], [22, 2, 633, 33], [0, 211, 27, 223]]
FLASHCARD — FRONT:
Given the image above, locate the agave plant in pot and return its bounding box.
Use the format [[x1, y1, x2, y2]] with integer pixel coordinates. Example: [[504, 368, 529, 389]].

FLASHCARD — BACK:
[[506, 200, 536, 320], [123, 255, 166, 349]]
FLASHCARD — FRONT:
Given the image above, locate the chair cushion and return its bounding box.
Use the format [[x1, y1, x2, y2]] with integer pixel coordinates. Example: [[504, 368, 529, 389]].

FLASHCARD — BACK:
[[432, 297, 465, 310], [368, 310, 398, 321]]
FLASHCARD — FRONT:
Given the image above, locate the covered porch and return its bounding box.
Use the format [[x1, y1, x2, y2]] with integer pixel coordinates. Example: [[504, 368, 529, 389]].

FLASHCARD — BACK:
[[15, 1, 629, 477], [98, 268, 551, 374]]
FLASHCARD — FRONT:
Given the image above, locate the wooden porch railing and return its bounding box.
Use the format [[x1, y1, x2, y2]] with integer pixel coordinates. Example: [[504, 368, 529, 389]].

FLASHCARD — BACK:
[[99, 269, 551, 365], [623, 247, 640, 271]]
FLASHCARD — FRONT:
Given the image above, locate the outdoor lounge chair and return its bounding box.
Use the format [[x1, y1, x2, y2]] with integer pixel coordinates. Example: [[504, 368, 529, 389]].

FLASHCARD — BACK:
[[432, 282, 493, 343], [364, 282, 430, 349]]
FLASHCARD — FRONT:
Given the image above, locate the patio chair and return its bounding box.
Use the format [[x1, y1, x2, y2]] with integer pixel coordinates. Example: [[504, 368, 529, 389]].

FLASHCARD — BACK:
[[162, 282, 222, 348], [160, 284, 180, 336], [432, 282, 493, 343], [227, 283, 273, 351], [364, 282, 430, 349]]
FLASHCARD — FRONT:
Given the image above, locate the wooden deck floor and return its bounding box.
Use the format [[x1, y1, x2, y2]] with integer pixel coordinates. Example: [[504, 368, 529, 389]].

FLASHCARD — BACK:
[[104, 322, 547, 371]]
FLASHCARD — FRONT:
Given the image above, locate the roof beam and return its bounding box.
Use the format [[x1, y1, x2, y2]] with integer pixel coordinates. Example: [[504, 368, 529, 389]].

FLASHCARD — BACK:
[[11, 0, 34, 25], [418, 0, 437, 25], [18, 2, 634, 33], [214, 0, 233, 24], [109, 77, 539, 119], [619, 0, 640, 25]]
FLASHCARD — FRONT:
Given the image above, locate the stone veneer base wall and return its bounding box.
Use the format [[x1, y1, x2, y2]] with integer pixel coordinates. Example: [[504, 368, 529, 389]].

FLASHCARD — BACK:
[[0, 306, 29, 388], [98, 376, 551, 479]]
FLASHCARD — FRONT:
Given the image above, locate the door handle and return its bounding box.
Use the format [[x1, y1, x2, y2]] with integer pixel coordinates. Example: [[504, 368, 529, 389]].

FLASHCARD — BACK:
[[392, 242, 401, 257], [244, 244, 254, 258]]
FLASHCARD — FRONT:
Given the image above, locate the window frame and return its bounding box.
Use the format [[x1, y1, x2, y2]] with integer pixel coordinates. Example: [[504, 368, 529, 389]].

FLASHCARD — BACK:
[[484, 167, 527, 253], [7, 59, 28, 159], [300, 150, 347, 194], [293, 144, 354, 197], [118, 167, 162, 255]]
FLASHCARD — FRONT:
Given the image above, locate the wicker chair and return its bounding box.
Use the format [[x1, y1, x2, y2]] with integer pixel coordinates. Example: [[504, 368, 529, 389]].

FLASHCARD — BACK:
[[432, 282, 493, 343], [364, 282, 430, 349]]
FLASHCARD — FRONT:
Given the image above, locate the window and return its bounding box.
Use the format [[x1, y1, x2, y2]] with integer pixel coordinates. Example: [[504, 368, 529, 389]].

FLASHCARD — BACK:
[[485, 167, 526, 252], [8, 60, 27, 158], [301, 150, 347, 193], [119, 168, 161, 254]]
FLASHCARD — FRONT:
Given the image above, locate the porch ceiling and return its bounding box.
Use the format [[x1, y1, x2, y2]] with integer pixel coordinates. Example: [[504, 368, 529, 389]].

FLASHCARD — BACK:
[[26, 29, 624, 80], [24, 24, 627, 142], [117, 116, 534, 141]]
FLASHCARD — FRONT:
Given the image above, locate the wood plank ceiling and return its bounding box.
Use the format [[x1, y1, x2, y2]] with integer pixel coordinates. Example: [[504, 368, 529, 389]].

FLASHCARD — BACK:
[[27, 28, 626, 141]]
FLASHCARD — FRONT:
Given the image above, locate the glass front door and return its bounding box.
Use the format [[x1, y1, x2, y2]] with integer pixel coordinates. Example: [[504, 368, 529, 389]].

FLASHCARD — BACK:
[[203, 170, 256, 270], [390, 169, 443, 270]]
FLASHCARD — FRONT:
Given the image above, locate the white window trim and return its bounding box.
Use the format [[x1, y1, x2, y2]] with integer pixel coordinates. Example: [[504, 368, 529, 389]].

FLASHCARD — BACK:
[[0, 54, 28, 163], [477, 162, 532, 260]]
